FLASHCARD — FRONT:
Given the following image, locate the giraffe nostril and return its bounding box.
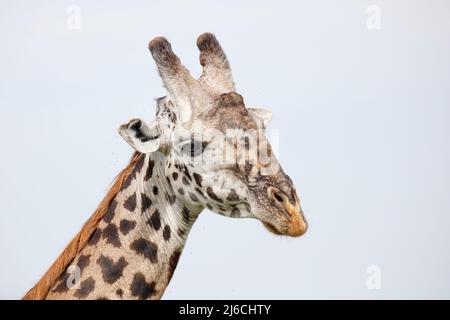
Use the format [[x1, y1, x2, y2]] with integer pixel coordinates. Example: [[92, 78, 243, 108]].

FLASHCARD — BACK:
[[274, 192, 284, 203], [267, 186, 289, 207]]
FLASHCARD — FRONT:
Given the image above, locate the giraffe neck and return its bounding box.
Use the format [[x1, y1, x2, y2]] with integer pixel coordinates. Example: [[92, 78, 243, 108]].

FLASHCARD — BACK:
[[46, 153, 203, 300]]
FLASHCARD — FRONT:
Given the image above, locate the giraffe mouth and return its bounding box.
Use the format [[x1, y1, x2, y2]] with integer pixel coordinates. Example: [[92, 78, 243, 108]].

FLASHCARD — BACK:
[[261, 206, 308, 237], [262, 222, 283, 235]]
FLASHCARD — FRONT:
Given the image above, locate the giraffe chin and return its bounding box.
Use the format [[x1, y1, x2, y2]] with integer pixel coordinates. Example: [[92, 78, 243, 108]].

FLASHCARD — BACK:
[[262, 222, 283, 235]]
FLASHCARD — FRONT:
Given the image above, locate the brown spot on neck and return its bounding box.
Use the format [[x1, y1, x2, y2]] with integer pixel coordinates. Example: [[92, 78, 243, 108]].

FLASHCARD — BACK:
[[167, 250, 181, 283], [130, 272, 156, 300], [97, 255, 129, 284], [130, 238, 158, 263]]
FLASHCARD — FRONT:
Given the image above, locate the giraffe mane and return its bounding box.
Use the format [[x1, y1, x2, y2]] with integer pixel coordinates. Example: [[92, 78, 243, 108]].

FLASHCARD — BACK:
[[22, 152, 142, 300]]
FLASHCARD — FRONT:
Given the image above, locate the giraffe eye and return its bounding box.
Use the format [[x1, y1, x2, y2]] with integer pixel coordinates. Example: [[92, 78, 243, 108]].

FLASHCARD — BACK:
[[182, 139, 208, 157]]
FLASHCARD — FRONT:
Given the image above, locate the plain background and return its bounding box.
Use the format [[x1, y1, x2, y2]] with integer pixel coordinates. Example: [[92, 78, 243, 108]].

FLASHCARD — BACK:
[[1, 0, 449, 299]]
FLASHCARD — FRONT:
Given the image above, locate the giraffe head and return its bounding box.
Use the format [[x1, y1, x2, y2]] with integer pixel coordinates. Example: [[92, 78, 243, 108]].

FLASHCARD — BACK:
[[119, 33, 307, 237]]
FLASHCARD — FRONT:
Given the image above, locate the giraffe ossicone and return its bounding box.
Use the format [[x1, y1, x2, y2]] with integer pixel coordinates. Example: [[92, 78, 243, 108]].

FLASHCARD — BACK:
[[24, 33, 307, 300]]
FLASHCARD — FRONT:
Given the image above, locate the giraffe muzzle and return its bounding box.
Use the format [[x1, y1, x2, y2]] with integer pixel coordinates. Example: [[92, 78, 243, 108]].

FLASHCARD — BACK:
[[266, 186, 308, 237], [284, 204, 308, 237]]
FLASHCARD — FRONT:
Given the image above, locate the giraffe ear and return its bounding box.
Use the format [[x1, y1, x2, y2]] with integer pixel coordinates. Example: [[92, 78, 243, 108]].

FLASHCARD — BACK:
[[248, 108, 272, 129], [118, 118, 161, 153]]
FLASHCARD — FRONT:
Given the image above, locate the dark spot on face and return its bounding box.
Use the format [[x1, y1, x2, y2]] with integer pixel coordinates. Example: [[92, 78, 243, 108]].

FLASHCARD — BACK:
[[178, 188, 185, 195], [147, 209, 161, 231], [145, 160, 155, 181], [172, 172, 179, 180], [130, 272, 156, 300], [189, 192, 199, 202], [167, 250, 181, 282], [195, 187, 205, 197], [182, 177, 189, 186], [102, 224, 121, 248], [152, 186, 158, 195], [116, 289, 123, 298], [74, 277, 95, 299], [167, 194, 176, 205], [181, 164, 192, 181], [206, 204, 213, 210], [88, 228, 102, 246], [193, 173, 203, 187], [141, 193, 152, 211], [119, 219, 136, 235], [124, 193, 137, 212], [163, 225, 171, 241], [226, 189, 240, 202], [130, 238, 158, 263], [103, 200, 117, 223], [97, 255, 129, 284], [206, 187, 223, 203], [97, 296, 109, 300]]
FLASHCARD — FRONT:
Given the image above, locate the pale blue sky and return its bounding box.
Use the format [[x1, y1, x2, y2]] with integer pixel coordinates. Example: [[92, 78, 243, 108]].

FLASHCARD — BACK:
[[1, 0, 449, 299]]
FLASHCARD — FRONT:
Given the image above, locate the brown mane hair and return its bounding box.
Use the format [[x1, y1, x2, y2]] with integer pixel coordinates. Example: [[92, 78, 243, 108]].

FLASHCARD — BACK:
[[22, 152, 142, 300]]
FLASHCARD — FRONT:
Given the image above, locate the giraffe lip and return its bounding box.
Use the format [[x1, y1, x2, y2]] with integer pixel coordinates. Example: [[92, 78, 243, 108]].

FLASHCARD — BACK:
[[262, 222, 283, 235], [262, 208, 308, 237]]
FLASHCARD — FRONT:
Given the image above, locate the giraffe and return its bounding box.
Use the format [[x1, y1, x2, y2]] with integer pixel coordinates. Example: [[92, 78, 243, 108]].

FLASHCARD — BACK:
[[23, 33, 307, 300]]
